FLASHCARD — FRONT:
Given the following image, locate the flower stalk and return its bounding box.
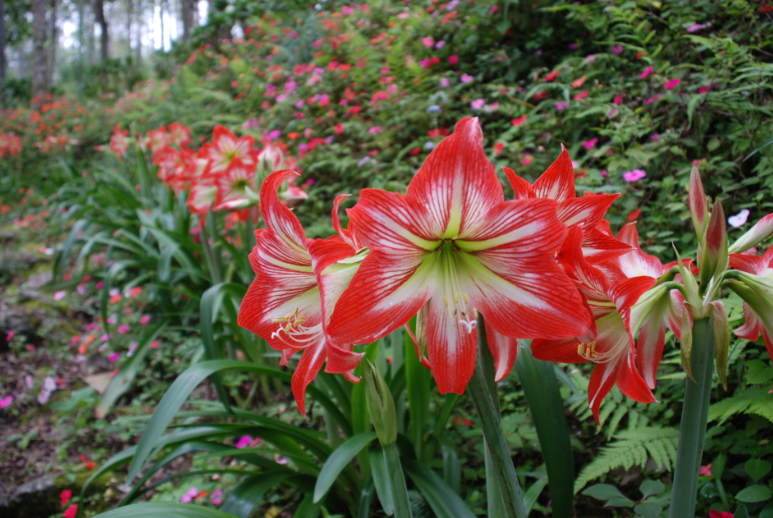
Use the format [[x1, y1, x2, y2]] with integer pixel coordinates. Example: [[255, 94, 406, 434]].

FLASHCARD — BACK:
[[468, 315, 527, 518], [669, 317, 715, 518]]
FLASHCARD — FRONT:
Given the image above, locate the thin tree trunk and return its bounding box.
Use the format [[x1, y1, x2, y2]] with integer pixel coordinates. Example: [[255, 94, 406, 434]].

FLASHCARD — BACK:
[[93, 0, 109, 61], [0, 0, 7, 92], [135, 0, 142, 63], [48, 0, 58, 89], [181, 0, 194, 41], [159, 0, 165, 50], [31, 0, 48, 99], [126, 0, 132, 56], [77, 0, 84, 93]]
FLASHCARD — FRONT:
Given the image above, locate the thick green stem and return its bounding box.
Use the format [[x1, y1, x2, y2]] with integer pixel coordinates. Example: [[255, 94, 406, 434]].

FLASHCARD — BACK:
[[669, 317, 715, 518], [469, 315, 527, 518], [383, 442, 413, 518]]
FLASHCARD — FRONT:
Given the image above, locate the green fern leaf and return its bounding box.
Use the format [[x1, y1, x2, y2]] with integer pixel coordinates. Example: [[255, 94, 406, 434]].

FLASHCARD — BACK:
[[708, 388, 773, 424], [574, 427, 679, 493]]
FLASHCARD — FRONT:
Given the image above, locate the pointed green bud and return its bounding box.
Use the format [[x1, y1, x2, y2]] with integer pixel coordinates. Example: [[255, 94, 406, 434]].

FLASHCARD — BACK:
[[729, 213, 773, 254], [711, 301, 730, 391], [689, 166, 709, 241], [700, 199, 729, 287], [680, 303, 695, 382], [364, 361, 397, 446], [673, 244, 702, 309]]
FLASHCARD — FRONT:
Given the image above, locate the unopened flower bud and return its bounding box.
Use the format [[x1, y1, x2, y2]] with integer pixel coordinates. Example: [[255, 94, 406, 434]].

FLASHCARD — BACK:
[[364, 361, 397, 446]]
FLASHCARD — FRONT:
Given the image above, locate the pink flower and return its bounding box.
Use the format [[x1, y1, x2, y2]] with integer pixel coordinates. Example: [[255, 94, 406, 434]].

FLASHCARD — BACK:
[[470, 98, 486, 110], [708, 511, 733, 518], [54, 291, 67, 301], [664, 78, 681, 90], [700, 464, 713, 477], [728, 209, 750, 228], [640, 66, 654, 79], [397, 12, 409, 19], [460, 73, 473, 84], [235, 435, 252, 449], [599, 170, 608, 176], [435, 40, 446, 49], [555, 101, 570, 111], [698, 85, 711, 93], [449, 55, 459, 65], [521, 154, 534, 165], [421, 36, 435, 48], [139, 315, 151, 324], [181, 487, 198, 504], [64, 505, 78, 518], [582, 138, 598, 150], [0, 396, 13, 409], [511, 115, 528, 126], [623, 169, 647, 182], [211, 489, 223, 505], [101, 334, 110, 342], [611, 45, 623, 54], [440, 78, 450, 87], [95, 281, 104, 290], [5, 330, 14, 342], [687, 23, 709, 33], [108, 352, 120, 362], [118, 324, 129, 334], [613, 94, 622, 105], [368, 126, 383, 134]]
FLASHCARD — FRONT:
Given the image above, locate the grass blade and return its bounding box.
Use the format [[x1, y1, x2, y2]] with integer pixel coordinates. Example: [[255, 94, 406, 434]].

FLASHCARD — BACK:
[[313, 432, 376, 503]]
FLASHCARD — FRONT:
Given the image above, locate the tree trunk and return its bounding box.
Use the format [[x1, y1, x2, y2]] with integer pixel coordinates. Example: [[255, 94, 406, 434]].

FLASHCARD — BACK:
[[181, 0, 195, 41], [93, 0, 109, 61], [126, 0, 132, 56], [31, 0, 48, 99], [0, 0, 7, 94], [48, 0, 58, 89]]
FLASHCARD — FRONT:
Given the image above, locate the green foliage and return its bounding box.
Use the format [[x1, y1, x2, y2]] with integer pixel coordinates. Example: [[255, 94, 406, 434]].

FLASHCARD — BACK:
[[574, 427, 679, 493], [708, 387, 773, 425]]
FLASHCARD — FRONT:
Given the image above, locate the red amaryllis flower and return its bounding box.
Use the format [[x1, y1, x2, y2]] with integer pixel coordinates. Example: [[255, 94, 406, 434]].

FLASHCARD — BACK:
[[728, 246, 773, 361], [503, 151, 631, 264], [613, 222, 686, 388], [237, 170, 364, 414], [214, 158, 258, 210], [532, 226, 657, 422], [167, 122, 192, 147], [188, 178, 218, 215], [204, 125, 256, 175], [109, 125, 129, 158], [326, 117, 592, 394], [146, 127, 169, 154]]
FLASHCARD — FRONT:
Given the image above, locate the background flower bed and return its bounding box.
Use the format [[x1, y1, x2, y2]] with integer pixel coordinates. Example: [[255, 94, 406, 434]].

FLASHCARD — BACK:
[[1, 1, 773, 517]]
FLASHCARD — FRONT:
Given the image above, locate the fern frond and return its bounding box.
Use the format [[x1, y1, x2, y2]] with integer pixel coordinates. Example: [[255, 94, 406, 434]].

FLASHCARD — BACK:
[[574, 427, 679, 493], [708, 388, 773, 424]]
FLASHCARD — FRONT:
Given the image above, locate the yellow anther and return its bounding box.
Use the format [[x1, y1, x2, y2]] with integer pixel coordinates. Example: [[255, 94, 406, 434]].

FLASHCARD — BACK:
[[462, 293, 469, 304], [444, 296, 449, 307]]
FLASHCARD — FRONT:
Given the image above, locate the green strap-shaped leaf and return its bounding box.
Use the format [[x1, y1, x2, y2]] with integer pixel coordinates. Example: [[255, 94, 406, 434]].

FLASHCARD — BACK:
[[293, 494, 322, 518], [127, 360, 351, 482], [516, 344, 574, 518], [369, 448, 394, 516], [357, 480, 375, 518], [523, 476, 548, 515], [221, 473, 291, 517], [92, 502, 241, 518], [313, 432, 377, 503], [96, 321, 168, 418], [403, 459, 477, 518]]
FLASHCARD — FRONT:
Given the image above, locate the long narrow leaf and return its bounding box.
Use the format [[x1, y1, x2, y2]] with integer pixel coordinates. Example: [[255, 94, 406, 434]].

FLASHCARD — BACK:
[[93, 502, 241, 518], [313, 432, 377, 503], [516, 344, 574, 518], [221, 473, 291, 518], [403, 459, 477, 518], [369, 449, 394, 516]]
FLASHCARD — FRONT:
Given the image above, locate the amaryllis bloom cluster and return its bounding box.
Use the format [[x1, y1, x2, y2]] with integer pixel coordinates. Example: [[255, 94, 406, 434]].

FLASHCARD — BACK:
[[0, 133, 23, 158], [237, 117, 773, 419], [109, 122, 307, 217]]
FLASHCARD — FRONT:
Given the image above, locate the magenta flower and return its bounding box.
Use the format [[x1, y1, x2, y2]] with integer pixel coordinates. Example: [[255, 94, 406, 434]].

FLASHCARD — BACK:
[[118, 324, 129, 334], [460, 73, 473, 84], [0, 396, 12, 409], [555, 101, 570, 111], [435, 40, 446, 49], [180, 487, 198, 504], [600, 170, 608, 176], [611, 45, 623, 54], [267, 130, 281, 140], [687, 23, 709, 33], [623, 169, 647, 182], [235, 435, 252, 448], [211, 489, 223, 505], [368, 126, 383, 134], [640, 66, 654, 79], [449, 55, 459, 65], [613, 94, 622, 105], [108, 352, 120, 362], [470, 98, 486, 110], [421, 36, 434, 48], [664, 78, 681, 90], [645, 94, 663, 104], [440, 78, 450, 87], [139, 315, 151, 324], [583, 138, 598, 150], [5, 330, 14, 342]]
